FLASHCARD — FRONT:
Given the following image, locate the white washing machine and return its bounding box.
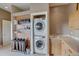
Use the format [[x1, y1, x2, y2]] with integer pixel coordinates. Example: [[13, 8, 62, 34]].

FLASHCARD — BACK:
[[33, 18, 48, 55], [34, 36, 48, 55]]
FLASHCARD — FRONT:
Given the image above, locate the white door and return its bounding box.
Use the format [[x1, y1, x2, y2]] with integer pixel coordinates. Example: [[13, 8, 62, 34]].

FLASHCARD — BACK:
[[2, 20, 11, 46]]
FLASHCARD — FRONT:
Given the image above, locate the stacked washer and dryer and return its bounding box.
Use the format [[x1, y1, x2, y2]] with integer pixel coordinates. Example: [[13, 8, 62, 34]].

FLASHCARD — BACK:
[[31, 12, 49, 55]]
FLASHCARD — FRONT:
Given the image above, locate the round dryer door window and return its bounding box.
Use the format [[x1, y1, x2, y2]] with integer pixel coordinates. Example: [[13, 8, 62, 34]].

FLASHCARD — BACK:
[[35, 22, 44, 31], [36, 40, 44, 49]]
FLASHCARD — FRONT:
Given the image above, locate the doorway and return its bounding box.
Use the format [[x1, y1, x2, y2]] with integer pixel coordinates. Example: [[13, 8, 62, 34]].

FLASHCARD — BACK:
[[2, 20, 11, 46]]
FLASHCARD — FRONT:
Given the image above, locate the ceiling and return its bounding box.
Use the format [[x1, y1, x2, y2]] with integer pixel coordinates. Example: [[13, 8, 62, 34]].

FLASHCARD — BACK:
[[0, 3, 30, 12], [0, 3, 69, 13]]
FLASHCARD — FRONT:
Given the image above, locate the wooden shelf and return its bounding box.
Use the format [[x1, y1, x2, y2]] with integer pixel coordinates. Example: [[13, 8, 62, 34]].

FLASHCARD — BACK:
[[12, 10, 31, 20], [12, 10, 31, 16]]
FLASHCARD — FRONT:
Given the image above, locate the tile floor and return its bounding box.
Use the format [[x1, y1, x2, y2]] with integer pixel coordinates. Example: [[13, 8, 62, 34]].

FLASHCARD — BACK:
[[0, 45, 38, 56], [0, 45, 45, 56], [0, 45, 28, 56]]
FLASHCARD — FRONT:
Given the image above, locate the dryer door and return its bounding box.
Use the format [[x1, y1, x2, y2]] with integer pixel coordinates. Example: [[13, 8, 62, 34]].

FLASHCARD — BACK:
[[34, 20, 45, 31], [35, 22, 43, 30]]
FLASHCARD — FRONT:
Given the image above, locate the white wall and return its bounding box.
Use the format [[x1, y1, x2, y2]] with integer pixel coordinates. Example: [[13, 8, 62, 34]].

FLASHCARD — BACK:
[[2, 20, 11, 46]]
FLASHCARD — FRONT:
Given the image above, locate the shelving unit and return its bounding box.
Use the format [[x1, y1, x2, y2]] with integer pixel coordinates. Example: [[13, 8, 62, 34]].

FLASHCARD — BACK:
[[11, 10, 31, 54], [11, 4, 50, 55]]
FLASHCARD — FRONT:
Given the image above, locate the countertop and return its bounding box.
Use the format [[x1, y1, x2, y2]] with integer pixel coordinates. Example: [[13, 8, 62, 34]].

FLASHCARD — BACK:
[[50, 35, 79, 53], [62, 37, 79, 52], [58, 35, 79, 54]]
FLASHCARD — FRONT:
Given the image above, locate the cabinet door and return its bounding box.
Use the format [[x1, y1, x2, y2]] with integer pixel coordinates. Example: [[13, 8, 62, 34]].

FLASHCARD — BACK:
[[67, 48, 77, 56], [69, 11, 79, 30], [62, 41, 77, 56], [55, 39, 61, 56], [67, 48, 73, 56], [62, 41, 68, 56], [50, 38, 55, 55], [50, 37, 61, 56]]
